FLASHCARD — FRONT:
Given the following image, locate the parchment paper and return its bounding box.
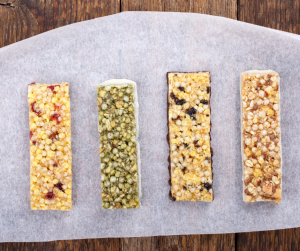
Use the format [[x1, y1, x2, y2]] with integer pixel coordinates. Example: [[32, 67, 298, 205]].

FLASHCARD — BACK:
[[0, 12, 300, 242]]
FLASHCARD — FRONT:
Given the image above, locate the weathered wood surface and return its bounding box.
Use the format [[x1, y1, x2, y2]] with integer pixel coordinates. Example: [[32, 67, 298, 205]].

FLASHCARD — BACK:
[[0, 0, 299, 250]]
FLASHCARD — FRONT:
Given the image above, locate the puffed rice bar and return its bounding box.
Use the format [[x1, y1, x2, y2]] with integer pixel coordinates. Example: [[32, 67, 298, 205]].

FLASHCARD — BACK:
[[168, 72, 213, 202], [241, 70, 282, 204], [97, 80, 140, 209], [28, 83, 72, 210]]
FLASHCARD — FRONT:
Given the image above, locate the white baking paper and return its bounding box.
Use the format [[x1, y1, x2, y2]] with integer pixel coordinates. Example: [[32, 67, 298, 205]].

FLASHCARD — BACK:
[[0, 12, 300, 242]]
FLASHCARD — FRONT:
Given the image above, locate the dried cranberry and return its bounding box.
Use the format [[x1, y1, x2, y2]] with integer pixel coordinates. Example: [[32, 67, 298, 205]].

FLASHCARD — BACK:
[[30, 131, 33, 139], [54, 105, 61, 110], [257, 180, 261, 186], [30, 102, 41, 116], [178, 87, 185, 91], [49, 131, 59, 141], [45, 191, 56, 200], [53, 162, 58, 167], [47, 85, 60, 91], [204, 183, 211, 190], [54, 182, 64, 192], [50, 113, 60, 124], [32, 140, 37, 145], [200, 100, 208, 104], [28, 82, 36, 85], [170, 92, 176, 99]]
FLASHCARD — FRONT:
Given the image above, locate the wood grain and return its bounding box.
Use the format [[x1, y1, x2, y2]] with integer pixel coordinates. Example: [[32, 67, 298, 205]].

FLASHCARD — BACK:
[[0, 0, 120, 48], [120, 234, 235, 251], [121, 0, 237, 19], [236, 229, 300, 251], [238, 0, 300, 34]]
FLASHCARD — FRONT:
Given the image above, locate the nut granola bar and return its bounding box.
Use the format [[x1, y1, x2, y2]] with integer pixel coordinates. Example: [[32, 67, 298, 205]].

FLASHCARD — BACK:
[[241, 70, 282, 204], [97, 80, 140, 209], [167, 72, 213, 202], [28, 82, 72, 210]]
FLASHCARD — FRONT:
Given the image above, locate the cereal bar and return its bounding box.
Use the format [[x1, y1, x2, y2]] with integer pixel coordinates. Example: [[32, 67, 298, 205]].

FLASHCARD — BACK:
[[97, 80, 140, 209], [241, 70, 282, 204], [28, 82, 72, 210], [168, 72, 213, 202]]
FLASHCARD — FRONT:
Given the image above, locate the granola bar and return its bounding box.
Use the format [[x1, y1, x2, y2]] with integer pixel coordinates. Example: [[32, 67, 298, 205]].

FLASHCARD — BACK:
[[28, 82, 72, 210], [241, 70, 282, 204], [97, 80, 140, 209], [168, 72, 213, 202]]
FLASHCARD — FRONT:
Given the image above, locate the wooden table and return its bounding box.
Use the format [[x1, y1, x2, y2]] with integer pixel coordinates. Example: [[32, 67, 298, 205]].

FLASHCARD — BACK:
[[0, 0, 299, 250]]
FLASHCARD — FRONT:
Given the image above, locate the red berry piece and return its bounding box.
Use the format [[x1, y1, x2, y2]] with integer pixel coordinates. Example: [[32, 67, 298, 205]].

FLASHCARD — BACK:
[[30, 131, 33, 139], [30, 102, 41, 116], [45, 191, 56, 200], [49, 131, 59, 141], [50, 113, 60, 124]]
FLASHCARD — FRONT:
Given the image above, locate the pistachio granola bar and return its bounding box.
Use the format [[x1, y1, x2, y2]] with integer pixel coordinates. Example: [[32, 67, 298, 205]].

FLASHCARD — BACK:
[[28, 82, 72, 210], [241, 70, 282, 204], [97, 79, 140, 209], [168, 72, 213, 202]]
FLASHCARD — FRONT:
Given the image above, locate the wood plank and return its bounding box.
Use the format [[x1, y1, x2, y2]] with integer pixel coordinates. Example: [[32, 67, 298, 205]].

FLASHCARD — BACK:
[[0, 0, 120, 48], [238, 0, 300, 34], [121, 0, 237, 19], [236, 229, 300, 251], [120, 234, 235, 251], [0, 238, 120, 251]]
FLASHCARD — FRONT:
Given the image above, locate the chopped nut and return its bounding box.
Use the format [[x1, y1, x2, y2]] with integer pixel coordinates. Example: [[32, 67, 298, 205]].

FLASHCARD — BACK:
[[241, 71, 281, 204]]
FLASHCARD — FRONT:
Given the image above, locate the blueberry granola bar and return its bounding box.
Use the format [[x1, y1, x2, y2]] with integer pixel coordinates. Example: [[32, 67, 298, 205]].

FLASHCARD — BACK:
[[168, 72, 213, 202]]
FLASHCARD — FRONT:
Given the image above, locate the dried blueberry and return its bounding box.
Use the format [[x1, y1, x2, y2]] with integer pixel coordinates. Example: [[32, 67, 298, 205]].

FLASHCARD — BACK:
[[170, 92, 176, 99], [175, 99, 186, 105], [184, 143, 189, 148], [207, 87, 210, 93], [200, 100, 208, 104], [183, 186, 187, 190], [190, 107, 197, 114], [172, 197, 176, 201], [204, 183, 211, 190], [54, 182, 64, 192], [193, 140, 198, 144], [178, 87, 185, 91]]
